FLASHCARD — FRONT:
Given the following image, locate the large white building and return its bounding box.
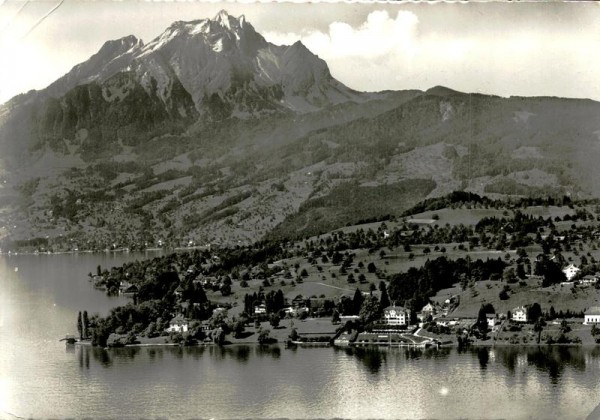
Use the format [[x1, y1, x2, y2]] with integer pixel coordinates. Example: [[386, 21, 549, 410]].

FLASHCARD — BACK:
[[512, 306, 528, 323], [563, 264, 580, 281], [584, 307, 600, 325], [383, 306, 411, 326]]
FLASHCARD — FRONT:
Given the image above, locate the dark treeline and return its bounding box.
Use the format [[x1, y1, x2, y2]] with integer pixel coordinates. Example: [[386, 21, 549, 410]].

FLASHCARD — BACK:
[[387, 256, 507, 313]]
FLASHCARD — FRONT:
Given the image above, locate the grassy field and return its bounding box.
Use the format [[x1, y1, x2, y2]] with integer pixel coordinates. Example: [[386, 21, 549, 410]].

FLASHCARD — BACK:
[[431, 279, 600, 319]]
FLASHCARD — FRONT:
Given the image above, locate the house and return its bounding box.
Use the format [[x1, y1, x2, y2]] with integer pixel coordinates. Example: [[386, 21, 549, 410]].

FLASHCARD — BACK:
[[581, 275, 597, 285], [212, 307, 227, 316], [421, 303, 436, 318], [382, 306, 411, 326], [122, 284, 139, 295], [119, 280, 132, 292], [254, 304, 267, 315], [167, 315, 189, 333], [292, 295, 305, 309], [486, 313, 497, 328], [512, 306, 528, 323], [435, 317, 457, 327], [174, 285, 185, 299], [563, 264, 580, 281], [584, 307, 600, 325]]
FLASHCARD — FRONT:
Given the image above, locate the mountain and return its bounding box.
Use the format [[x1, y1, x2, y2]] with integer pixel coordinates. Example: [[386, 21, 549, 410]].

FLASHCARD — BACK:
[[2, 11, 600, 252], [0, 11, 367, 166]]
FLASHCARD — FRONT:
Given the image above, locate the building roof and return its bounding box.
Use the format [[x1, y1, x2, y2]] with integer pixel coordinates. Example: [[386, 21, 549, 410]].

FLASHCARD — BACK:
[[585, 307, 600, 316], [169, 315, 188, 325], [384, 305, 408, 312]]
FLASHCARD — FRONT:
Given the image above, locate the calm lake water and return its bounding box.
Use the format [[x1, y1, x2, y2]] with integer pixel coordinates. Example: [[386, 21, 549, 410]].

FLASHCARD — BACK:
[[2, 253, 600, 419]]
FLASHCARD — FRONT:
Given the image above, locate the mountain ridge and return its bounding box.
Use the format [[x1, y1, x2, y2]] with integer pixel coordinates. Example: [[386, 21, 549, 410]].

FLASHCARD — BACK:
[[2, 11, 600, 251]]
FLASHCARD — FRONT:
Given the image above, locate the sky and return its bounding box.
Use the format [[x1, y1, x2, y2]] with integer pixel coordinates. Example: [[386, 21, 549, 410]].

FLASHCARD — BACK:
[[0, 1, 599, 104]]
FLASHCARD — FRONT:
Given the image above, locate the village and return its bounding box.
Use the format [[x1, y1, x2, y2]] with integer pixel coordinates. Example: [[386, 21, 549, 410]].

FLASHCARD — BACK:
[[78, 193, 600, 350], [71, 195, 600, 347]]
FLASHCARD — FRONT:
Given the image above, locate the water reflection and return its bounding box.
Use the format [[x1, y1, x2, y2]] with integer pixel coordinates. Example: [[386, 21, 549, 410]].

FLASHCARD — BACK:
[[90, 347, 112, 367], [477, 347, 489, 370], [526, 346, 586, 384], [348, 347, 387, 374], [229, 345, 251, 363], [255, 345, 281, 359]]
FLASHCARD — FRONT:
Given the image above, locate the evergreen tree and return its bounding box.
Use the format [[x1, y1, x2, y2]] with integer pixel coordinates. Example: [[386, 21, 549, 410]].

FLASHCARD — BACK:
[[380, 285, 391, 309], [82, 311, 89, 339], [352, 288, 364, 315], [77, 311, 83, 340]]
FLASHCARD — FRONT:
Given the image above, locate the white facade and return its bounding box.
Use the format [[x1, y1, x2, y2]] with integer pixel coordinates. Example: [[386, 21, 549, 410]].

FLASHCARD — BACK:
[[584, 315, 600, 325], [563, 264, 580, 281], [512, 307, 528, 323], [383, 306, 410, 326], [584, 307, 600, 324], [167, 317, 189, 333]]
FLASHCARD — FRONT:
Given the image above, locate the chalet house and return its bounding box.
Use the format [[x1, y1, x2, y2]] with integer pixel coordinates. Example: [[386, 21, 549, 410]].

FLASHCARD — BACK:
[[584, 307, 600, 325], [563, 264, 581, 281], [512, 306, 528, 323], [420, 303, 436, 320], [486, 313, 497, 328], [119, 281, 132, 292], [580, 275, 598, 285], [382, 306, 411, 326], [167, 315, 189, 333], [254, 304, 267, 315], [292, 295, 306, 309], [121, 284, 139, 295]]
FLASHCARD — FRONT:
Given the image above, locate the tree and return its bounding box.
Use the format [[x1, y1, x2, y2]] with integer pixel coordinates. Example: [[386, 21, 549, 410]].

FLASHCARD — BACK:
[[516, 263, 527, 280], [367, 262, 377, 273], [269, 313, 280, 328], [220, 283, 231, 296], [503, 267, 517, 283], [257, 327, 272, 344], [536, 259, 567, 287], [359, 295, 381, 325], [233, 319, 246, 338], [379, 285, 391, 309], [352, 288, 364, 315], [476, 305, 489, 339], [560, 319, 571, 334], [332, 309, 341, 324], [534, 318, 546, 344], [82, 311, 89, 339], [528, 303, 543, 324], [77, 311, 83, 340]]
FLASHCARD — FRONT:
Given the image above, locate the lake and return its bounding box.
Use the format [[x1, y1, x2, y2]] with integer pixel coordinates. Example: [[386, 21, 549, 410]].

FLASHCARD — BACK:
[[1, 253, 600, 419]]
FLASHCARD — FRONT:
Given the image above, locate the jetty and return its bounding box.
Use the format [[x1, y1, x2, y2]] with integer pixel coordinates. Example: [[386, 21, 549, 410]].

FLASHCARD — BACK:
[[59, 335, 77, 344]]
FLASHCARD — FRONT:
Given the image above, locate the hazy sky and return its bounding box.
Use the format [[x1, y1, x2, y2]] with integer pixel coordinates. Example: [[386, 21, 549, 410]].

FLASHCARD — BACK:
[[0, 1, 599, 104]]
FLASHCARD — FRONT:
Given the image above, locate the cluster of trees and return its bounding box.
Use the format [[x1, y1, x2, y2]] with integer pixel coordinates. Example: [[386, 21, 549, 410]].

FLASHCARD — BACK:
[[388, 256, 507, 314], [242, 289, 285, 316]]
